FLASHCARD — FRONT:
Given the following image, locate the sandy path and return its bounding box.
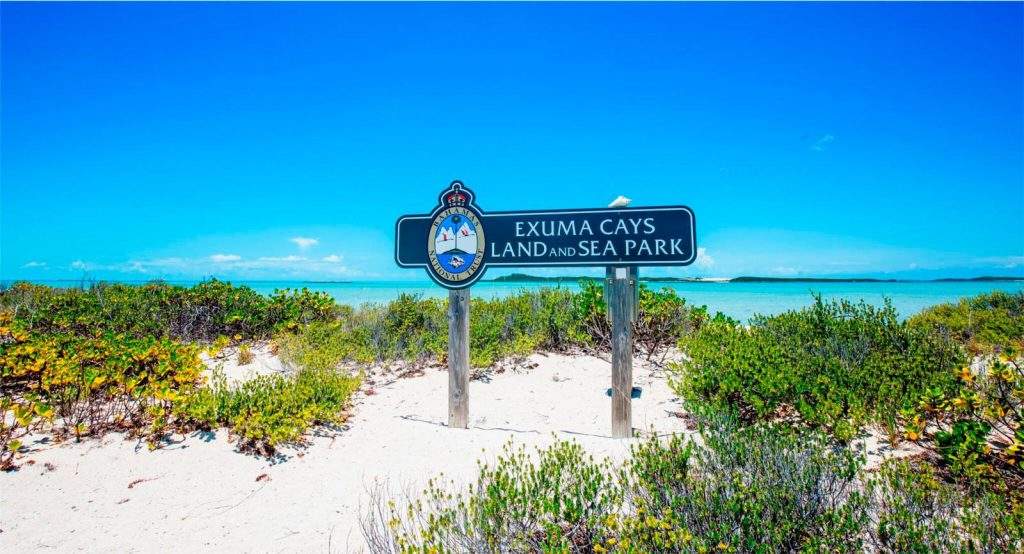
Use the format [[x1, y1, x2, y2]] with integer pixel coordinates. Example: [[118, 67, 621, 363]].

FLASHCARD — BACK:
[[1, 353, 689, 553]]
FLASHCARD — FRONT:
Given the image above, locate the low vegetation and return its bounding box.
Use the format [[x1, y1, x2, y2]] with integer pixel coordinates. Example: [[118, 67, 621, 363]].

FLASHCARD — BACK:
[[905, 352, 1023, 492], [674, 296, 963, 440], [0, 280, 338, 342], [1, 279, 706, 467], [574, 281, 719, 361], [673, 291, 1024, 498], [175, 367, 361, 455], [908, 290, 1024, 353], [0, 312, 206, 467], [0, 281, 351, 468], [870, 457, 1023, 553], [364, 415, 1024, 552], [4, 279, 1023, 549], [274, 283, 709, 369]]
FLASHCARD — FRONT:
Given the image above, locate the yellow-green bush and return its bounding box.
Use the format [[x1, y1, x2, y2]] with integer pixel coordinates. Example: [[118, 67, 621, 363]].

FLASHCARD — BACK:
[[0, 280, 338, 342], [574, 281, 714, 360], [905, 352, 1023, 492], [674, 297, 963, 440], [364, 422, 1023, 553], [869, 458, 1024, 552], [0, 280, 348, 468], [276, 288, 594, 370], [0, 311, 205, 466], [175, 367, 361, 454], [909, 290, 1024, 353]]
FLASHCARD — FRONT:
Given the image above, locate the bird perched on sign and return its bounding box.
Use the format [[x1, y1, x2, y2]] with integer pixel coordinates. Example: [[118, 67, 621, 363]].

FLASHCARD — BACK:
[[608, 195, 632, 208]]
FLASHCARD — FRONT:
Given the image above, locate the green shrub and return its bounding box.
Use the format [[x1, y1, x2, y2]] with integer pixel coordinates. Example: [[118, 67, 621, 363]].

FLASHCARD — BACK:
[[909, 291, 1024, 353], [905, 352, 1023, 491], [176, 367, 361, 454], [0, 280, 337, 342], [365, 425, 1022, 553], [363, 439, 619, 553], [364, 416, 869, 553], [0, 280, 346, 466], [868, 458, 1024, 553], [675, 296, 963, 440], [617, 417, 867, 552], [277, 288, 592, 369], [0, 314, 205, 444], [275, 321, 354, 371], [575, 281, 711, 360], [469, 287, 589, 366], [372, 293, 448, 361]]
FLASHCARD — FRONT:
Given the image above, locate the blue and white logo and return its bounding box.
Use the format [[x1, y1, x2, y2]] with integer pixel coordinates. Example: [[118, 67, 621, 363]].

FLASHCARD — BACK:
[[426, 182, 486, 286]]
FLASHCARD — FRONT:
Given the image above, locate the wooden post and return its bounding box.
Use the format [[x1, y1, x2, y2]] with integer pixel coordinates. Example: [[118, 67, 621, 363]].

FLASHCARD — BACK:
[[608, 266, 634, 438], [448, 288, 470, 428]]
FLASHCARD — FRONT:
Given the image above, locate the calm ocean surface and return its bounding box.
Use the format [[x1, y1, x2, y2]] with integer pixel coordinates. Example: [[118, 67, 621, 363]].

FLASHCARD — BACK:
[[7, 279, 1023, 323]]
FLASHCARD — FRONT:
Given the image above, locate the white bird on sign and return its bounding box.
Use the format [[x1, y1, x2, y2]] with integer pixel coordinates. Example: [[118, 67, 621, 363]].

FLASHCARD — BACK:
[[608, 195, 632, 208]]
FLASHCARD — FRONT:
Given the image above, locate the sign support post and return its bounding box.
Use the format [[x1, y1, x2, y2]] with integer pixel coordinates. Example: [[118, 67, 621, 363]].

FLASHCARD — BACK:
[[608, 266, 636, 438], [448, 288, 470, 428]]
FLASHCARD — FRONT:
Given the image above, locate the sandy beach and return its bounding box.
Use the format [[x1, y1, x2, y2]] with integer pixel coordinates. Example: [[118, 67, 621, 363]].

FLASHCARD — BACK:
[[1, 351, 692, 552]]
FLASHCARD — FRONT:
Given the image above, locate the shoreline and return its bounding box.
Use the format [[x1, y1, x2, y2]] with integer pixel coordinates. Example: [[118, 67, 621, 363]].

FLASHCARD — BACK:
[[6, 275, 1024, 286]]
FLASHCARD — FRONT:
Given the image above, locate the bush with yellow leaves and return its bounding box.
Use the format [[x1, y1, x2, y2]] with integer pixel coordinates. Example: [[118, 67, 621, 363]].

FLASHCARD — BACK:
[[905, 350, 1023, 492], [0, 311, 205, 468]]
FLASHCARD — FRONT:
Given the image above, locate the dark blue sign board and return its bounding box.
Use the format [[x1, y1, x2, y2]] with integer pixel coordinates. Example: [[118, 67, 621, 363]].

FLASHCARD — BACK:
[[396, 181, 697, 289]]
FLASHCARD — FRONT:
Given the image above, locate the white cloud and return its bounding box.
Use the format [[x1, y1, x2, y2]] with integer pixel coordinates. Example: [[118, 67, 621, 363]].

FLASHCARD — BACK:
[[209, 254, 241, 263], [321, 254, 343, 263], [695, 247, 714, 268], [770, 266, 799, 276], [257, 255, 305, 262], [21, 261, 47, 268], [290, 237, 319, 250], [973, 255, 1024, 269], [70, 260, 89, 270], [126, 261, 147, 273], [810, 134, 835, 152]]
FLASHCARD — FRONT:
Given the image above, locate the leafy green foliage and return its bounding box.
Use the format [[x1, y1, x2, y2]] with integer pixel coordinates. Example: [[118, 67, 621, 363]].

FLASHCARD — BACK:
[[469, 287, 589, 366], [364, 440, 619, 553], [0, 281, 343, 467], [869, 458, 1024, 553], [275, 321, 354, 371], [0, 280, 337, 342], [674, 296, 963, 440], [575, 281, 713, 360], [616, 418, 867, 553], [277, 288, 593, 369], [275, 293, 447, 366], [0, 310, 205, 463], [909, 290, 1024, 353], [906, 353, 1023, 491], [366, 423, 1023, 553], [175, 367, 361, 454]]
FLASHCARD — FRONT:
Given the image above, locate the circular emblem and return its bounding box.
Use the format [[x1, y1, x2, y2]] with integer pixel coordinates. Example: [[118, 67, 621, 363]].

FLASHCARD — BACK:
[[428, 205, 485, 285], [425, 183, 485, 284]]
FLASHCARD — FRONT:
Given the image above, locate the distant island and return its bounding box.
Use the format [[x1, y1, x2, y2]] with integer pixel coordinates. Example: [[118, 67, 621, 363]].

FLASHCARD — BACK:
[[487, 273, 1024, 284]]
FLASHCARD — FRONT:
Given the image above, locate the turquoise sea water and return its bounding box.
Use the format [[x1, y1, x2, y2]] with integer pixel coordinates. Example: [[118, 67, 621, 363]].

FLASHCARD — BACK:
[[6, 279, 1023, 323]]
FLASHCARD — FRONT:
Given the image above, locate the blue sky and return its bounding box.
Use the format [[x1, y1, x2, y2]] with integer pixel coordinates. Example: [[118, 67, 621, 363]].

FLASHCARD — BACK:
[[2, 2, 1022, 281]]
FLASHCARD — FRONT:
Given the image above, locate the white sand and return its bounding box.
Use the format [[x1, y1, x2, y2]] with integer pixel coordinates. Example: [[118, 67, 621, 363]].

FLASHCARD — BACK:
[[200, 343, 292, 386], [1, 352, 690, 553]]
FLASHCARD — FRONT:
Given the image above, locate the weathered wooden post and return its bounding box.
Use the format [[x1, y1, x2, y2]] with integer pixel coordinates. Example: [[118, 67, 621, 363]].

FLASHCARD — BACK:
[[448, 288, 470, 428], [608, 266, 637, 438]]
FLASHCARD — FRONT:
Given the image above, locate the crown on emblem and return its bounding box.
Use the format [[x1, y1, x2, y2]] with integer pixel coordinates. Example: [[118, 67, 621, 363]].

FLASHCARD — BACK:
[[446, 184, 467, 207]]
